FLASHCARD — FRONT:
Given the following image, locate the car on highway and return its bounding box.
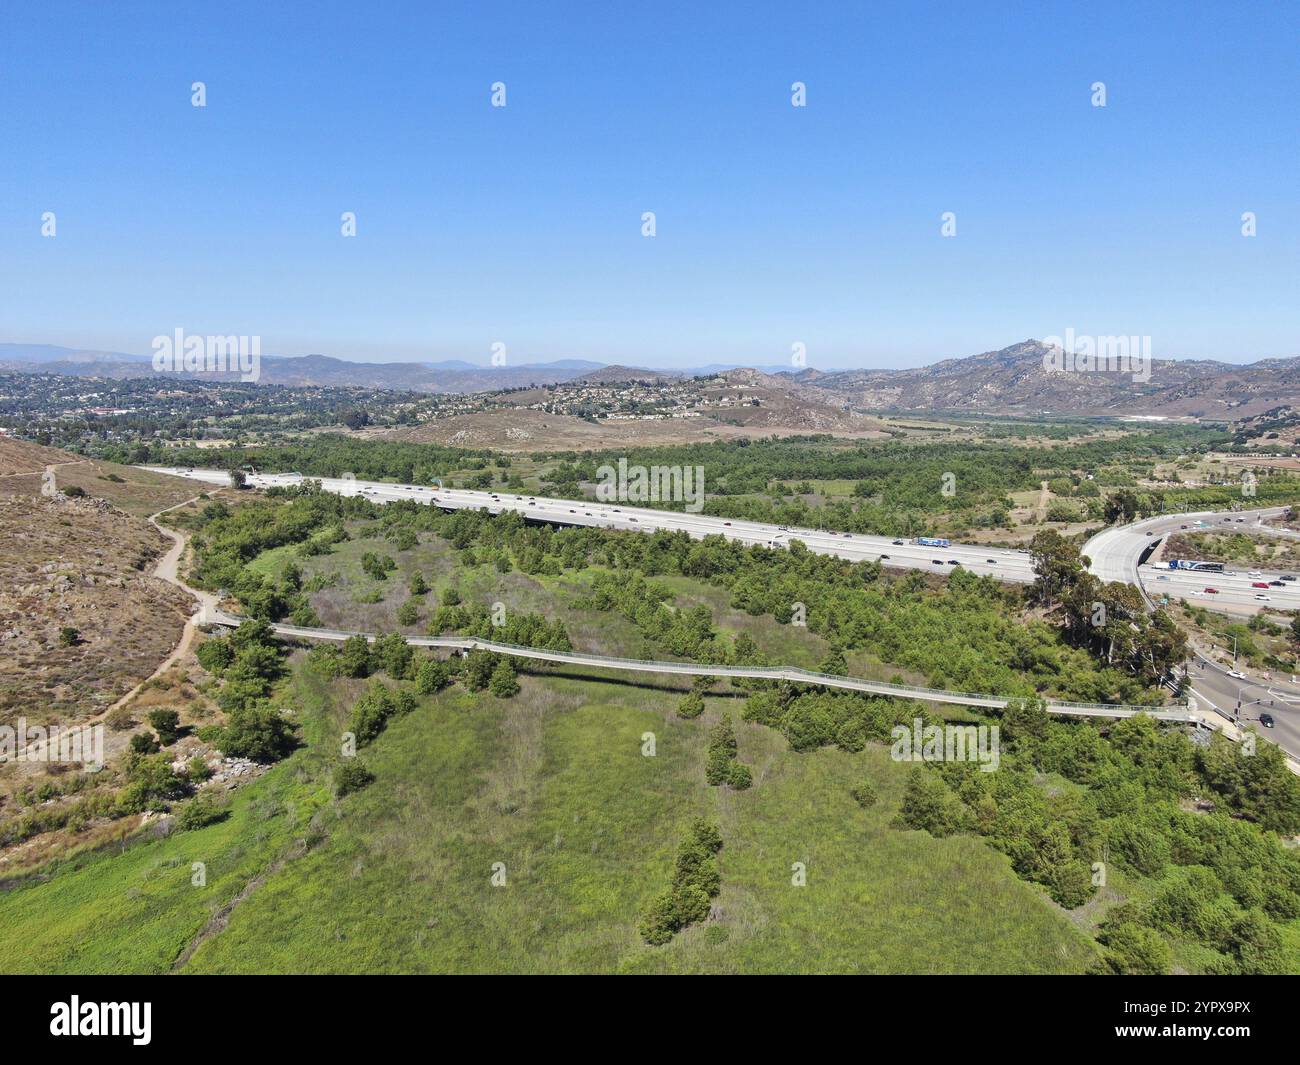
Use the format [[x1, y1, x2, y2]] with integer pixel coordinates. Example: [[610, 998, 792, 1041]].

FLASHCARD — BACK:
[[1255, 594, 1271, 601], [879, 554, 890, 560], [1204, 587, 1220, 594], [947, 560, 960, 566], [1271, 580, 1286, 586], [892, 540, 904, 546], [1252, 581, 1270, 588], [1156, 575, 1170, 581], [986, 559, 997, 564], [932, 559, 943, 565], [1260, 713, 1275, 728], [723, 521, 732, 527], [1283, 575, 1297, 582], [1249, 571, 1263, 577], [1228, 670, 1246, 679]]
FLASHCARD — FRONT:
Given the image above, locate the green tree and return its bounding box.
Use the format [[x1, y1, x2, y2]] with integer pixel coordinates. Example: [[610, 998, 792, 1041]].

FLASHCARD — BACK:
[[338, 634, 373, 678], [489, 658, 520, 698], [147, 709, 181, 746], [219, 703, 295, 762]]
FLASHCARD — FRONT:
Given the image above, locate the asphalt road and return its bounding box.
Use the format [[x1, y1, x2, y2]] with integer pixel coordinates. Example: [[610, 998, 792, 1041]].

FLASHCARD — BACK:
[[1084, 506, 1299, 614], [144, 466, 1038, 581]]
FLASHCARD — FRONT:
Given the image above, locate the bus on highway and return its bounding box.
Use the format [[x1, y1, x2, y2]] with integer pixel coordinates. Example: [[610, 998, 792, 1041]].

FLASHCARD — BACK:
[[1166, 559, 1225, 572], [914, 536, 951, 548]]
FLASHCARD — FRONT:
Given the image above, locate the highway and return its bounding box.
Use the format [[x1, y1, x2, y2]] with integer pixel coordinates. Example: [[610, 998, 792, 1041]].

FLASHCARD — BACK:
[[1084, 507, 1300, 614], [144, 465, 1300, 761], [144, 466, 1037, 581]]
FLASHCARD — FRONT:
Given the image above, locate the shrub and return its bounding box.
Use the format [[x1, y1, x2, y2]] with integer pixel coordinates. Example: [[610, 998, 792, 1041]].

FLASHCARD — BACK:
[[1098, 922, 1172, 975], [219, 704, 295, 762], [147, 709, 181, 746], [704, 716, 751, 789], [850, 780, 877, 808], [728, 763, 753, 790], [129, 732, 160, 755], [195, 636, 235, 676], [677, 691, 705, 719], [58, 626, 80, 646], [186, 756, 213, 782], [896, 768, 968, 837], [338, 635, 373, 678], [176, 794, 227, 831], [117, 753, 185, 814], [414, 659, 450, 695], [639, 818, 724, 945], [104, 706, 135, 732], [334, 759, 375, 798]]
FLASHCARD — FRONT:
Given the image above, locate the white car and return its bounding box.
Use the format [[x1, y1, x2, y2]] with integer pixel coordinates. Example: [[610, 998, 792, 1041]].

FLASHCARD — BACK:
[[1255, 594, 1271, 601], [1228, 670, 1247, 679], [1249, 571, 1263, 578]]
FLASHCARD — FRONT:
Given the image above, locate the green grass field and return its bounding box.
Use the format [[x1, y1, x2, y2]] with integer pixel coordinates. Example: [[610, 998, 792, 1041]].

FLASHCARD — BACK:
[[0, 648, 1097, 973]]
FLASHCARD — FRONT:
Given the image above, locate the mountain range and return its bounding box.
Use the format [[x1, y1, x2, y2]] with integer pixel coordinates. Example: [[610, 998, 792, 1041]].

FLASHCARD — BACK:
[[4, 340, 1300, 419]]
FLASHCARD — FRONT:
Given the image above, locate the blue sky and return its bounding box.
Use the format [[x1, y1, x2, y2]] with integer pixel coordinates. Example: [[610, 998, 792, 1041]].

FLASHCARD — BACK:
[[1, 0, 1296, 369]]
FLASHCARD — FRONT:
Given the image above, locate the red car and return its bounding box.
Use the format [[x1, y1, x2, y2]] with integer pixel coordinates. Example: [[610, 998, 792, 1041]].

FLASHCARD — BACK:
[[1204, 587, 1220, 594], [1252, 581, 1270, 589]]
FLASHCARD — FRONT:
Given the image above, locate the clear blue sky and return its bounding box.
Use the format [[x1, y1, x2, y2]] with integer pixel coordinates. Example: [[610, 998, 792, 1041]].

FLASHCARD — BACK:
[[1, 0, 1296, 369]]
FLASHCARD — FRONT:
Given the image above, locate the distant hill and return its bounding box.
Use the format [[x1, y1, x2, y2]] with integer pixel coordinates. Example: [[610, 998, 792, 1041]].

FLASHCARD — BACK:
[[791, 340, 1300, 419], [0, 343, 149, 365], [6, 338, 1300, 417], [0, 350, 605, 394], [570, 365, 685, 385]]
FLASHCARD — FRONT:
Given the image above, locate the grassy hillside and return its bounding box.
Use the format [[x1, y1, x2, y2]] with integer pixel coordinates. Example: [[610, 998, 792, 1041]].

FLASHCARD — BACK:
[[0, 655, 1094, 973]]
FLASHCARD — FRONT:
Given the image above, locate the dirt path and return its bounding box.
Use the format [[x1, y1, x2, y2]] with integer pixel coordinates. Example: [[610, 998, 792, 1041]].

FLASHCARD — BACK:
[[16, 494, 219, 763]]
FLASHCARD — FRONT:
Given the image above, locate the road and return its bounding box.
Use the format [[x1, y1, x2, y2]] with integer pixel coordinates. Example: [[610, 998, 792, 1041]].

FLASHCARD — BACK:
[[143, 466, 1300, 761], [1083, 506, 1300, 614], [142, 466, 1038, 582], [1081, 507, 1300, 755]]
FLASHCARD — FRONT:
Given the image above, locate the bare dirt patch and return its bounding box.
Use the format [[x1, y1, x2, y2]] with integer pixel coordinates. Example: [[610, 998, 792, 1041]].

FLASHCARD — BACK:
[[0, 493, 193, 725]]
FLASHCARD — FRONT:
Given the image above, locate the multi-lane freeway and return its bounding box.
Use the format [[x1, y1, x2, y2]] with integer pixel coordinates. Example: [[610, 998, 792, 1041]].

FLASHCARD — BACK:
[[144, 466, 1300, 760], [1084, 506, 1300, 614], [145, 467, 1037, 581]]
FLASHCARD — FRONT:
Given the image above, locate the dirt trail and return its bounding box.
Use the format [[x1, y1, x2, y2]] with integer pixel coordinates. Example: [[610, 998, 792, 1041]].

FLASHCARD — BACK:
[[16, 494, 220, 762]]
